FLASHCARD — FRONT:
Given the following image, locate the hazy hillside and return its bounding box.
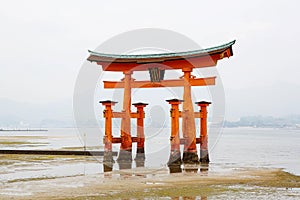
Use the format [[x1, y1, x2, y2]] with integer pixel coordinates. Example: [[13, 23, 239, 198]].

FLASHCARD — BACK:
[[0, 98, 74, 128]]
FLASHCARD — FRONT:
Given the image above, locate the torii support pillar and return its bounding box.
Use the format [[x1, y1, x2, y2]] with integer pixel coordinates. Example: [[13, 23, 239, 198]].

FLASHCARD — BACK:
[[133, 102, 148, 161], [118, 71, 133, 162], [166, 99, 183, 165], [196, 101, 211, 163], [182, 68, 199, 164], [100, 100, 117, 164]]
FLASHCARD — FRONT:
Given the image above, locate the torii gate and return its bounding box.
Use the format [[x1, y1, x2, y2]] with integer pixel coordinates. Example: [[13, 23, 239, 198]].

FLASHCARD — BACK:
[[87, 40, 235, 165]]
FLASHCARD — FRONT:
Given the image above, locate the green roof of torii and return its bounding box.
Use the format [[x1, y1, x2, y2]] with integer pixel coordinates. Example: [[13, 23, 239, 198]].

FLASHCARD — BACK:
[[87, 40, 235, 62]]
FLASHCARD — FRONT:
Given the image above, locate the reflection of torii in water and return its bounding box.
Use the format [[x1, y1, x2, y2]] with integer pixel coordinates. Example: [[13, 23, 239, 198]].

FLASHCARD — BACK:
[[88, 40, 235, 165]]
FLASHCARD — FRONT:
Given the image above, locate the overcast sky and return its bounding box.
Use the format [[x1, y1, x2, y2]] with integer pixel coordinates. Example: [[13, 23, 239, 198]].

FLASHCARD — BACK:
[[0, 0, 299, 119]]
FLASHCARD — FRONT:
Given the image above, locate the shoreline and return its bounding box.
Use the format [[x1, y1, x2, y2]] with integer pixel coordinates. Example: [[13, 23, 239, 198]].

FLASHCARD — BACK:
[[0, 129, 48, 131], [0, 149, 117, 156]]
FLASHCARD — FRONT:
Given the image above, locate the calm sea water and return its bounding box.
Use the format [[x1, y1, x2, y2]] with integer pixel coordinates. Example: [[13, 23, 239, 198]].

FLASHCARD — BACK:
[[1, 127, 299, 175], [1, 127, 300, 199], [144, 127, 300, 175], [212, 127, 300, 175]]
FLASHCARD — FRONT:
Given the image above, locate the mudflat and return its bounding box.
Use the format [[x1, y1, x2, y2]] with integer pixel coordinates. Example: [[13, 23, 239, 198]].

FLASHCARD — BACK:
[[1, 167, 300, 199]]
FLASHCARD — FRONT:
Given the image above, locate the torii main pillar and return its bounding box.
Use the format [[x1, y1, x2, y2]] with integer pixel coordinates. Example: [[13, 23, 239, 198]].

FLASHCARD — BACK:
[[182, 67, 199, 164], [117, 71, 133, 161]]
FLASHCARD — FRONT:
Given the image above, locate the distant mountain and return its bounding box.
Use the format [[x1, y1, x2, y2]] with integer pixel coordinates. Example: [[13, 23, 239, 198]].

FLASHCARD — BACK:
[[0, 98, 74, 128], [224, 115, 300, 128]]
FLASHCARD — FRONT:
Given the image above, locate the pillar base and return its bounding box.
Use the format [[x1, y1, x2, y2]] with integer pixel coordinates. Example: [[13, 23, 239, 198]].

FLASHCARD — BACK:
[[168, 164, 182, 173], [103, 151, 114, 172], [135, 148, 145, 161], [200, 163, 209, 172], [182, 152, 199, 164], [103, 163, 113, 172], [183, 164, 198, 173], [135, 160, 145, 168], [117, 161, 132, 170], [135, 147, 145, 167], [103, 151, 115, 164], [167, 150, 182, 165], [117, 149, 132, 162], [200, 150, 210, 163]]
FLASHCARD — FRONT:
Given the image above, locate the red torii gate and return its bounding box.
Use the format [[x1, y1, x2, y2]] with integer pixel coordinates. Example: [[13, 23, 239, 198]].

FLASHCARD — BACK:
[[87, 40, 235, 165]]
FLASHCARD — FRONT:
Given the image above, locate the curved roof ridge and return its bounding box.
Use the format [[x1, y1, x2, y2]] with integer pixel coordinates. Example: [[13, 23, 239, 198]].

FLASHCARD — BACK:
[[88, 40, 235, 59]]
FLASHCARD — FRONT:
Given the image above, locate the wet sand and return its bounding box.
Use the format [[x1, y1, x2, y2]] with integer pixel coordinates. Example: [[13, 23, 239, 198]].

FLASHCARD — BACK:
[[1, 128, 300, 199], [1, 166, 300, 199]]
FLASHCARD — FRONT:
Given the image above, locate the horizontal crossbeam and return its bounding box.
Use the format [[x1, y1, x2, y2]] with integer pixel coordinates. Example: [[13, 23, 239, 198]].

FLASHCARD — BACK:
[[112, 137, 138, 143], [110, 111, 203, 119], [103, 77, 216, 89], [111, 137, 202, 144], [194, 112, 204, 118], [110, 112, 142, 118]]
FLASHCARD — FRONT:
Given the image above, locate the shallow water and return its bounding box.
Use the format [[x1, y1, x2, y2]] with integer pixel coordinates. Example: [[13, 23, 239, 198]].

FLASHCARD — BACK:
[[0, 127, 300, 199], [211, 128, 300, 175], [0, 127, 300, 175]]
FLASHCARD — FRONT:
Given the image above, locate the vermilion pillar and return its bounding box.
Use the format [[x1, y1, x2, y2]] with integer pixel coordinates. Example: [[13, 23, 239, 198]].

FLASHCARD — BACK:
[[100, 100, 117, 164], [133, 102, 148, 161], [196, 101, 211, 163], [118, 71, 133, 161], [166, 99, 183, 165], [182, 68, 199, 164]]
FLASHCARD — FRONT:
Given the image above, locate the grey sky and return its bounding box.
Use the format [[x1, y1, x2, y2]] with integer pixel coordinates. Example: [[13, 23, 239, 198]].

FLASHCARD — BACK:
[[0, 0, 299, 119]]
